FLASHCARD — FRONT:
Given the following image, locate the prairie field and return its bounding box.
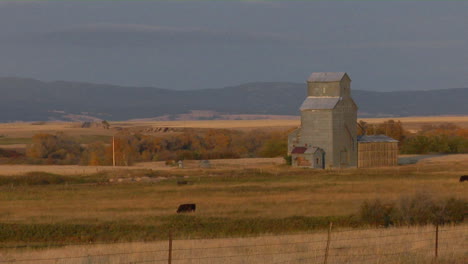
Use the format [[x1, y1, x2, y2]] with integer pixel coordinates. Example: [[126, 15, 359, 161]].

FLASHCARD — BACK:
[[0, 155, 466, 238], [1, 115, 467, 139], [0, 116, 467, 263], [0, 115, 466, 151]]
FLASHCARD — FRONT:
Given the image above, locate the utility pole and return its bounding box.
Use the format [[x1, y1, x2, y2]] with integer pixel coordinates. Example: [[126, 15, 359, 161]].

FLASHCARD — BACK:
[[112, 135, 116, 167]]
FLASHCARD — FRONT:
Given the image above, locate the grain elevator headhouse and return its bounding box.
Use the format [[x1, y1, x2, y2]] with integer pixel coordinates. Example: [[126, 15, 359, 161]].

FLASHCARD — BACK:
[[288, 72, 358, 168]]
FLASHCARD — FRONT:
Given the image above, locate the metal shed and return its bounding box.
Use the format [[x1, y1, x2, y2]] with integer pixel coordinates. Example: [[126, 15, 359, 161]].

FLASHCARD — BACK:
[[357, 135, 399, 168], [291, 146, 325, 168]]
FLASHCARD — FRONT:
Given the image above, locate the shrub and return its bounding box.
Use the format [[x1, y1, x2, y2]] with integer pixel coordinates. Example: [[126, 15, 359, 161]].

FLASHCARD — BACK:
[[360, 199, 396, 227], [397, 193, 438, 225], [359, 194, 466, 227], [438, 198, 467, 224]]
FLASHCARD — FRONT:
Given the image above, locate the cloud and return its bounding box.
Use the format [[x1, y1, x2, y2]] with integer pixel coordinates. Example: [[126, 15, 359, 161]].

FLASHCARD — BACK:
[[30, 23, 293, 48]]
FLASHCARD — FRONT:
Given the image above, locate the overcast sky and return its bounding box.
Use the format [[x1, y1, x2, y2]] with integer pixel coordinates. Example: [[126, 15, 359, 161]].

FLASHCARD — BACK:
[[0, 0, 467, 91]]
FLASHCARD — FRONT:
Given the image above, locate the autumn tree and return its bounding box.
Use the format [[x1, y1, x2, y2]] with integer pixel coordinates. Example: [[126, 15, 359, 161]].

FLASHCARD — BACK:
[[26, 133, 82, 164]]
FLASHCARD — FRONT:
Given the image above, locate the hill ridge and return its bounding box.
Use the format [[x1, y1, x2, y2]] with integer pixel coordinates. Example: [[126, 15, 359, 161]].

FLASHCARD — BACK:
[[0, 77, 466, 122]]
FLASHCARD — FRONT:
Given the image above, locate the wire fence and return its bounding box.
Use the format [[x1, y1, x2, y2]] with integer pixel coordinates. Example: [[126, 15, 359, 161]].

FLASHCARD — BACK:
[[0, 224, 466, 264]]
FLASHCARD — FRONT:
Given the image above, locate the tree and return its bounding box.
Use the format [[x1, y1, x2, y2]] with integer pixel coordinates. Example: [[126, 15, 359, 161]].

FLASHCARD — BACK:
[[26, 133, 81, 164]]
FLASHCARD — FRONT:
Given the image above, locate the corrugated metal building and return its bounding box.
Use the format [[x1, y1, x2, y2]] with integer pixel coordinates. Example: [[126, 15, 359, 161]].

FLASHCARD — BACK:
[[288, 72, 358, 168], [357, 135, 399, 168], [288, 72, 398, 169]]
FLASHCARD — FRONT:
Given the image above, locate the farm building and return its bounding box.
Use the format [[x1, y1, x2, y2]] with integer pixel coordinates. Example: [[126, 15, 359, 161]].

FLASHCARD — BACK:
[[290, 145, 325, 168], [288, 72, 398, 169], [288, 72, 358, 168], [357, 135, 399, 168]]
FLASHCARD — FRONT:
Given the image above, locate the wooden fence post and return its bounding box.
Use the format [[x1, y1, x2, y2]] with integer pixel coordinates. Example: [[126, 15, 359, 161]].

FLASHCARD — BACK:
[[323, 222, 333, 264], [434, 223, 439, 261], [168, 230, 173, 264]]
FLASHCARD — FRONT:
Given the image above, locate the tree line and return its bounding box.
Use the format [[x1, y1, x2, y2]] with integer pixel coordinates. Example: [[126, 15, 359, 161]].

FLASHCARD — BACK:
[[1, 121, 466, 166], [2, 129, 288, 166], [358, 120, 468, 154]]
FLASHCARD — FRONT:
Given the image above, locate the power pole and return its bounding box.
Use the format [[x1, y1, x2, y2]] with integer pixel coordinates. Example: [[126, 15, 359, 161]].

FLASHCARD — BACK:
[[112, 136, 116, 167]]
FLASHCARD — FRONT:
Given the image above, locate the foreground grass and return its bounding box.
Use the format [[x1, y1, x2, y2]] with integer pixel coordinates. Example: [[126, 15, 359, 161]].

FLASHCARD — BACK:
[[0, 215, 358, 247], [1, 224, 466, 264]]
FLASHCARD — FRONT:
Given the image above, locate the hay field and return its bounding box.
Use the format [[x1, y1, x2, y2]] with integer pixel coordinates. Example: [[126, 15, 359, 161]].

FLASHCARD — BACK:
[[1, 225, 466, 264]]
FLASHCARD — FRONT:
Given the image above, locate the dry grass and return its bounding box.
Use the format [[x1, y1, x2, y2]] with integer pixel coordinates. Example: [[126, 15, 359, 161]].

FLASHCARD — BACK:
[[1, 115, 467, 142], [0, 156, 466, 224], [0, 158, 284, 175], [360, 115, 468, 131], [0, 164, 154, 176], [0, 122, 114, 138], [117, 115, 468, 130], [0, 225, 466, 264]]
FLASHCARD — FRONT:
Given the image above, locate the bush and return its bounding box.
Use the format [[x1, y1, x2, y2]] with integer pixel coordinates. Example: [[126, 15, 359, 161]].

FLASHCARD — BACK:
[[360, 194, 466, 227], [360, 199, 396, 227], [397, 193, 438, 225], [439, 198, 467, 224]]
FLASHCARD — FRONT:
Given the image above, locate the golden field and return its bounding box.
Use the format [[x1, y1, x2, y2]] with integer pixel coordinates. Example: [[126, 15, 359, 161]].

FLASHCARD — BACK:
[[1, 115, 467, 138], [0, 116, 467, 264], [1, 115, 467, 151], [1, 224, 466, 264], [0, 155, 466, 224]]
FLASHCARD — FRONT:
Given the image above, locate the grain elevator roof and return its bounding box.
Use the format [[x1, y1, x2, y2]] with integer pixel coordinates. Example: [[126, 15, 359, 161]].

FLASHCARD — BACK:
[[357, 135, 399, 143], [300, 97, 340, 110], [307, 72, 347, 82]]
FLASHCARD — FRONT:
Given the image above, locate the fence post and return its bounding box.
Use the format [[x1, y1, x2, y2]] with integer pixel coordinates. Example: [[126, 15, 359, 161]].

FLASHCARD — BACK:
[[168, 230, 173, 264], [323, 222, 333, 264], [434, 223, 439, 261]]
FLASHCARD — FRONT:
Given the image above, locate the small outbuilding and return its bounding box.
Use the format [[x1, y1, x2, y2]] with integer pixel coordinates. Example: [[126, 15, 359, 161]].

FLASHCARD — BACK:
[[199, 160, 211, 168], [291, 146, 325, 168], [357, 135, 398, 168]]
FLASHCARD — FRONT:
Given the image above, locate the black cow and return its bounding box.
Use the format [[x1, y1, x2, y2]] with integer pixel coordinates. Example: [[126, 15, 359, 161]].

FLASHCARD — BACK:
[[177, 204, 196, 213], [460, 175, 468, 182], [177, 180, 188, 185]]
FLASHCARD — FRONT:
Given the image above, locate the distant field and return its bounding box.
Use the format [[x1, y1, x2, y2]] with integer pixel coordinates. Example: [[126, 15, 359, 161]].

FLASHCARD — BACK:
[[360, 115, 468, 131], [1, 115, 467, 141], [119, 115, 468, 129], [0, 122, 115, 138], [0, 137, 31, 145]]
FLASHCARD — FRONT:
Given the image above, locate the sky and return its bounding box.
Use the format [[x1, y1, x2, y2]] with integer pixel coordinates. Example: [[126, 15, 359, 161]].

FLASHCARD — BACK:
[[0, 0, 467, 91]]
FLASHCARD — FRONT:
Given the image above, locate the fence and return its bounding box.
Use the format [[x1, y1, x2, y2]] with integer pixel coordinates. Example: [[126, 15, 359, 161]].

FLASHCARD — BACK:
[[0, 224, 466, 264]]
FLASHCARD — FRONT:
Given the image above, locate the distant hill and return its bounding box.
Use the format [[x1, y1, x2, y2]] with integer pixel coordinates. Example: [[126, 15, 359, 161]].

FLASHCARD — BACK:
[[0, 77, 467, 122]]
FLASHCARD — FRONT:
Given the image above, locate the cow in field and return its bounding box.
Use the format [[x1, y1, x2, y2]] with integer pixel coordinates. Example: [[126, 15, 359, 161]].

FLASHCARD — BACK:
[[460, 175, 468, 182], [177, 180, 188, 185], [177, 204, 196, 213]]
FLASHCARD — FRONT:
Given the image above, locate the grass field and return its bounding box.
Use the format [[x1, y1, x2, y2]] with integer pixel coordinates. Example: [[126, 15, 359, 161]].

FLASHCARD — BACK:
[[1, 224, 466, 264], [0, 155, 466, 244], [1, 115, 466, 152], [0, 117, 467, 263], [1, 115, 467, 140]]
